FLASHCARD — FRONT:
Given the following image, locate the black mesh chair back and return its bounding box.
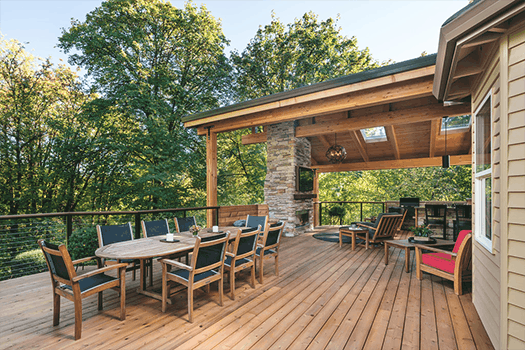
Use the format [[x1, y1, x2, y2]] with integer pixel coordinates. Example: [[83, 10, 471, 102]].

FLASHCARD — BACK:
[[265, 222, 284, 247], [246, 215, 267, 230], [425, 204, 448, 239], [237, 227, 260, 256], [195, 232, 228, 270], [174, 216, 197, 233], [97, 223, 134, 247], [142, 219, 170, 237], [41, 240, 71, 281]]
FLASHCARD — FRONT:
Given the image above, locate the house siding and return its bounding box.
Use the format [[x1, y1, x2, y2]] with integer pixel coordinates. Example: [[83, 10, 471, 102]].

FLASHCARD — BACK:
[[505, 21, 525, 350], [471, 45, 501, 349]]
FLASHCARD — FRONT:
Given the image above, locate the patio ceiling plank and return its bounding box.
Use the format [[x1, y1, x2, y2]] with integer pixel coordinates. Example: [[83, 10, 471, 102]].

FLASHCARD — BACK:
[[385, 125, 401, 160], [350, 130, 370, 162], [295, 103, 470, 139], [196, 77, 437, 136], [429, 119, 440, 157], [313, 154, 471, 173]]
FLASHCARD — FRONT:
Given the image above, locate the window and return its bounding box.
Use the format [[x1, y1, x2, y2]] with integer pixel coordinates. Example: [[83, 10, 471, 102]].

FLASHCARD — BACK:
[[360, 126, 387, 143], [441, 115, 471, 133], [474, 93, 492, 252]]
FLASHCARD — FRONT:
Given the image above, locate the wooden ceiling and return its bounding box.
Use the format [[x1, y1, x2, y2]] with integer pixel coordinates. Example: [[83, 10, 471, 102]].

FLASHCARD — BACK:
[[185, 62, 472, 173]]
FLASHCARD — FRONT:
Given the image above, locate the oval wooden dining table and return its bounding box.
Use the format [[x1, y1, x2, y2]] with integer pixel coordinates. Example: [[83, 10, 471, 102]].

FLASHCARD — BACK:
[[95, 227, 240, 302]]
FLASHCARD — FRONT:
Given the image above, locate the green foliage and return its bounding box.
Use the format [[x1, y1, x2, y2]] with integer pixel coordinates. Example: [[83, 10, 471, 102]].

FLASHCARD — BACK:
[[410, 226, 433, 237], [68, 227, 99, 261], [10, 249, 47, 278], [328, 205, 346, 225]]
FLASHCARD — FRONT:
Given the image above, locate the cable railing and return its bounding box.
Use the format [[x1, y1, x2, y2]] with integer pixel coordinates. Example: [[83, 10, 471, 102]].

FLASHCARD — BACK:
[[0, 206, 219, 281], [315, 201, 386, 226]]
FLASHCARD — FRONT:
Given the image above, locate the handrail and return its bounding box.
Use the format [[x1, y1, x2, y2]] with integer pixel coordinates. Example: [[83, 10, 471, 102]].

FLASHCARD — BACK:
[[315, 201, 386, 225]]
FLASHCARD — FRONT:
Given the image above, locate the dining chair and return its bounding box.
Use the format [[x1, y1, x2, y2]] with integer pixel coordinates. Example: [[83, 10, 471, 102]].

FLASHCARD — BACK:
[[160, 232, 230, 323], [224, 226, 260, 300], [453, 205, 472, 241], [96, 223, 139, 280], [38, 239, 126, 340], [174, 216, 197, 233], [415, 230, 472, 295], [255, 221, 284, 284], [425, 204, 448, 239]]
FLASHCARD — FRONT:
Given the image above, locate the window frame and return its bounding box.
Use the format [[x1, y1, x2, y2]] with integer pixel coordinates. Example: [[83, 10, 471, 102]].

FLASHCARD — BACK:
[[473, 91, 493, 253]]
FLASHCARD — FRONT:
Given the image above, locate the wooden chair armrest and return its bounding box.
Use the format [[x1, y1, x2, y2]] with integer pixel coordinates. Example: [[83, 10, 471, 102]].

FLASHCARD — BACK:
[[72, 256, 99, 265], [356, 223, 376, 230], [225, 252, 235, 258], [414, 245, 458, 257], [160, 258, 192, 271], [72, 263, 128, 282]]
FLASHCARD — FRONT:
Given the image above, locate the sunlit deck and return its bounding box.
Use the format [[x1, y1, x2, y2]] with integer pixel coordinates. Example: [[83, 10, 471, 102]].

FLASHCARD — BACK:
[[0, 229, 494, 350]]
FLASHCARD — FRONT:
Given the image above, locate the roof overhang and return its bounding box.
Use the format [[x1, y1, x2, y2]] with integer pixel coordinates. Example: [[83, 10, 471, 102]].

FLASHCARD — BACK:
[[433, 0, 525, 102]]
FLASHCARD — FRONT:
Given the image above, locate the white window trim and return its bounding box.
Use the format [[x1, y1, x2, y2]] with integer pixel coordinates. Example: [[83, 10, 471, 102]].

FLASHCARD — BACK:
[[473, 91, 493, 253]]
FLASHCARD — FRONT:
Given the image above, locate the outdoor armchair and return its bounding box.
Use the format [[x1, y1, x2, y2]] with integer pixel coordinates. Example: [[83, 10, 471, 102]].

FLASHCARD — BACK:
[[356, 213, 403, 249], [96, 223, 140, 281], [38, 239, 126, 340], [246, 214, 269, 235], [160, 232, 230, 323], [415, 230, 472, 295], [224, 226, 260, 300], [174, 216, 197, 233], [255, 221, 284, 284]]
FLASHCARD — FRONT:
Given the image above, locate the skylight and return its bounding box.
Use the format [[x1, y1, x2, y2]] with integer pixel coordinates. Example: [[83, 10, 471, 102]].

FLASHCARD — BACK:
[[442, 115, 471, 132], [360, 126, 387, 143]]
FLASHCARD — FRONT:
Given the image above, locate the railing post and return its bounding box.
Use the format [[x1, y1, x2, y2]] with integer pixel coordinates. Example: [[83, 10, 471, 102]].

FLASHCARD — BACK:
[[215, 207, 219, 226], [383, 202, 385, 213], [135, 213, 141, 239], [319, 202, 322, 226], [66, 214, 73, 246], [360, 203, 363, 222]]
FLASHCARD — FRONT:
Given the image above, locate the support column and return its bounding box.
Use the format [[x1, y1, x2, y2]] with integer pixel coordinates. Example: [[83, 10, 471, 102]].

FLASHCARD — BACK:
[[313, 170, 319, 227], [206, 130, 217, 227]]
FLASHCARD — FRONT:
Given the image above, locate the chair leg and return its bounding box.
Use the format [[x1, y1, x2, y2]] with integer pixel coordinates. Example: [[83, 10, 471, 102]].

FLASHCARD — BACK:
[[250, 264, 256, 289], [259, 256, 264, 284], [219, 276, 224, 307], [161, 263, 168, 313], [53, 292, 60, 326], [454, 271, 463, 295], [149, 259, 153, 287], [73, 294, 82, 340], [229, 268, 236, 300], [275, 255, 279, 276], [98, 291, 103, 311], [188, 286, 194, 323], [120, 267, 126, 320], [415, 249, 423, 280], [132, 263, 136, 281], [205, 284, 211, 294]]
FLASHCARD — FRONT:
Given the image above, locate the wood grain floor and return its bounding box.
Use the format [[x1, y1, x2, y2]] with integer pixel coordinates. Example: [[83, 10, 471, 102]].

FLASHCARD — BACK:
[[0, 228, 495, 350]]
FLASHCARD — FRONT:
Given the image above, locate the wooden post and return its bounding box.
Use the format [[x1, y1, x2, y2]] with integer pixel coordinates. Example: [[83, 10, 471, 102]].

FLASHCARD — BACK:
[[313, 170, 319, 227], [206, 129, 218, 227]]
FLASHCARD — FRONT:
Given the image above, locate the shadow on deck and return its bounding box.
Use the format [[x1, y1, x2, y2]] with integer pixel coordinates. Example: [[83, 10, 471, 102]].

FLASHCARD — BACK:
[[0, 227, 494, 350]]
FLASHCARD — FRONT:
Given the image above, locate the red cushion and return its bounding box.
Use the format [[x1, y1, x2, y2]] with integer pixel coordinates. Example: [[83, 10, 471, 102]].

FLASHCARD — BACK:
[[453, 230, 472, 253], [422, 252, 455, 274]]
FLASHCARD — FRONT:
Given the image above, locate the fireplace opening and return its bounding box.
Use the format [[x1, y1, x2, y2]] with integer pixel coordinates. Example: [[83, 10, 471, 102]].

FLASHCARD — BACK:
[[295, 210, 310, 228]]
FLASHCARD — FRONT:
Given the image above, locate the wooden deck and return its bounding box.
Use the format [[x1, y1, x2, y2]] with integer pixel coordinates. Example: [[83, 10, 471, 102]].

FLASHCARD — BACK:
[[0, 228, 495, 350]]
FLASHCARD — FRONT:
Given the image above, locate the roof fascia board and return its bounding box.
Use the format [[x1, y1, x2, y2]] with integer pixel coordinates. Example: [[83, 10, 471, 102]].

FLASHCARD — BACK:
[[433, 0, 520, 101]]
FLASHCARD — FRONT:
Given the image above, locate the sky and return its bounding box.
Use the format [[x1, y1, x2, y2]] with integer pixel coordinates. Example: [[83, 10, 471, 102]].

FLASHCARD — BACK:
[[0, 0, 469, 70]]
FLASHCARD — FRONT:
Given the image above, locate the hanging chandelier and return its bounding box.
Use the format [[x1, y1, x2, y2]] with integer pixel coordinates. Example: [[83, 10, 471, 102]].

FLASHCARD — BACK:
[[326, 134, 347, 164]]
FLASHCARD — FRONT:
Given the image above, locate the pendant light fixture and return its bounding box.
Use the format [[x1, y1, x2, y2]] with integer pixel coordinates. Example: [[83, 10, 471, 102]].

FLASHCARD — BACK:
[[442, 116, 450, 168], [326, 133, 347, 164]]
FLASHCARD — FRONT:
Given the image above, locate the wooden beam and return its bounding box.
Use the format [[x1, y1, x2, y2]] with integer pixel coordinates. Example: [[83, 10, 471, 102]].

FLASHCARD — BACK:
[[384, 125, 400, 159], [462, 31, 502, 48], [350, 130, 369, 162], [311, 157, 318, 165], [196, 76, 435, 135], [453, 50, 483, 80], [295, 102, 470, 138], [312, 154, 471, 173], [313, 171, 319, 227], [241, 131, 267, 145], [318, 135, 332, 149], [206, 130, 218, 227], [429, 119, 440, 158], [185, 65, 435, 129]]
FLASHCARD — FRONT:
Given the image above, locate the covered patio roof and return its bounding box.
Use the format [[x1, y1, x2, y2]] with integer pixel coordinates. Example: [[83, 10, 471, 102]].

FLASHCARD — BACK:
[[183, 54, 472, 173]]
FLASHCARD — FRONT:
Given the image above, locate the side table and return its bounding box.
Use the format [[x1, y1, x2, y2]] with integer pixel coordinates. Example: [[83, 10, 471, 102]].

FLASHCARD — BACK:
[[339, 226, 369, 250]]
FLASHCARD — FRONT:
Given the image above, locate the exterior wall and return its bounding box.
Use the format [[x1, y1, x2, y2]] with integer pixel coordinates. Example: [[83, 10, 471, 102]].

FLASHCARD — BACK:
[[472, 17, 525, 350], [471, 44, 501, 349], [218, 204, 269, 226], [264, 121, 313, 235], [503, 20, 525, 350]]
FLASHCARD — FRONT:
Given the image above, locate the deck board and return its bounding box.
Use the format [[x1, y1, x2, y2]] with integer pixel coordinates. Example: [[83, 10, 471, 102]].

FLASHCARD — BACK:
[[0, 228, 495, 350]]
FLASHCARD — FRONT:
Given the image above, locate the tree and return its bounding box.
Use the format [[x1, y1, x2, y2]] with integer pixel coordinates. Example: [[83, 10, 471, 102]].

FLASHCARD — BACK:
[[58, 0, 232, 209], [218, 12, 380, 204]]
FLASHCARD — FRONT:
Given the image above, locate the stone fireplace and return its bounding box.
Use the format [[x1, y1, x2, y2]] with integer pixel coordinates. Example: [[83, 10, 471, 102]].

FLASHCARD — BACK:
[[264, 121, 314, 236]]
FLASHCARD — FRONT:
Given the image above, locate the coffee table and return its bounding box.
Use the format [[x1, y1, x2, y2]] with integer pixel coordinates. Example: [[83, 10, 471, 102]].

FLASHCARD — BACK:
[[384, 238, 455, 272], [339, 226, 369, 250]]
